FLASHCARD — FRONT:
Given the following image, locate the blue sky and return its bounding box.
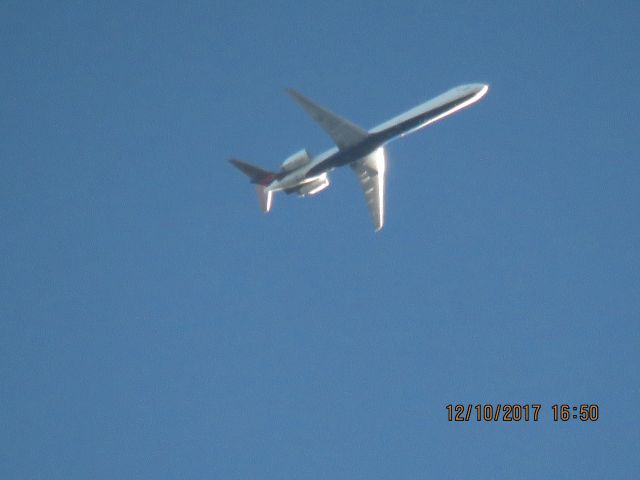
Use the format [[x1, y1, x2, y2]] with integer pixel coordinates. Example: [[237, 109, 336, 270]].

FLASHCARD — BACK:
[[2, 1, 639, 478]]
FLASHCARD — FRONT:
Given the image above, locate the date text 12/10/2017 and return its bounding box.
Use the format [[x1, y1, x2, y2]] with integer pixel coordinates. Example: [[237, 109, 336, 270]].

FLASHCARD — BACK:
[[446, 404, 599, 422]]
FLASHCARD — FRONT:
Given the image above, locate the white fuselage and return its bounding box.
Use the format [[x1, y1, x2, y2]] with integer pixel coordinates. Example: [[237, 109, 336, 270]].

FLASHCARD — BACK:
[[266, 83, 488, 194]]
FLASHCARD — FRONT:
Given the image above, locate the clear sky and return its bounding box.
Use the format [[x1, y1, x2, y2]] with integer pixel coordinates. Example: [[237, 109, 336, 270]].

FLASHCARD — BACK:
[[2, 1, 639, 478]]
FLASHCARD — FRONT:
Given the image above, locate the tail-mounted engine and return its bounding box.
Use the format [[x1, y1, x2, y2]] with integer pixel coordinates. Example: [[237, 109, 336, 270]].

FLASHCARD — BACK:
[[298, 174, 330, 196], [281, 149, 312, 172]]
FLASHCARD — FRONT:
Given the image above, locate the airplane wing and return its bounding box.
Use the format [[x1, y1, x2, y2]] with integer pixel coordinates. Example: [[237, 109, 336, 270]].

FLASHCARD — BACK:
[[351, 147, 386, 231], [286, 88, 368, 150]]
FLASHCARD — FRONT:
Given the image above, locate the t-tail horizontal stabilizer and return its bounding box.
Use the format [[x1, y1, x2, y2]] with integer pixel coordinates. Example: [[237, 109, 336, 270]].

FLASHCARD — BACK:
[[229, 158, 276, 213], [255, 184, 273, 213]]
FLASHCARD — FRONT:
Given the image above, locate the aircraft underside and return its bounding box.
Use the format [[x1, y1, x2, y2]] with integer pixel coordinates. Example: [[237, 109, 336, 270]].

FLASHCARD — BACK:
[[230, 83, 488, 231]]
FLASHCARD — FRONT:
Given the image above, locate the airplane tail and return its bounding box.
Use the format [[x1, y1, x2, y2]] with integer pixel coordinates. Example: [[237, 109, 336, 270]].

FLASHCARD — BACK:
[[229, 158, 276, 213], [255, 184, 273, 213]]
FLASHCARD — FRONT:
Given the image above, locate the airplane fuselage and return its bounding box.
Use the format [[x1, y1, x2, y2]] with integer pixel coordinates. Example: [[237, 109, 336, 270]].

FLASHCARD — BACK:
[[267, 83, 488, 193], [230, 82, 489, 230]]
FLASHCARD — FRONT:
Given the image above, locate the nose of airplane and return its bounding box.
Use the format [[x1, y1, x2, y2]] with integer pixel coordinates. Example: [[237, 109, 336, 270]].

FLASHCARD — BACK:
[[467, 83, 489, 100], [469, 83, 489, 94], [479, 83, 490, 94], [456, 83, 489, 98]]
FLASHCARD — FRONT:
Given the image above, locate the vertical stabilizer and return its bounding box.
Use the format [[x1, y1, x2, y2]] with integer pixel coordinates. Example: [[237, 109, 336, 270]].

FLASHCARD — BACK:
[[229, 158, 276, 213]]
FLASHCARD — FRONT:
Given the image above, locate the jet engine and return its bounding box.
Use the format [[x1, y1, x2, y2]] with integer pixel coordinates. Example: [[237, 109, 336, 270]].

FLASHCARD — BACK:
[[281, 149, 312, 172], [298, 174, 330, 196]]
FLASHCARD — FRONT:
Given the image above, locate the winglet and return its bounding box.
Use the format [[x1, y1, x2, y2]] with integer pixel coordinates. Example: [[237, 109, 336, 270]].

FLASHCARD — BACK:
[[286, 88, 368, 150]]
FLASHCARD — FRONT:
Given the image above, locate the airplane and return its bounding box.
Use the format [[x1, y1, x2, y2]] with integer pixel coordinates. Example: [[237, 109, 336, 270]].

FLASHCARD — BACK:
[[230, 83, 489, 231]]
